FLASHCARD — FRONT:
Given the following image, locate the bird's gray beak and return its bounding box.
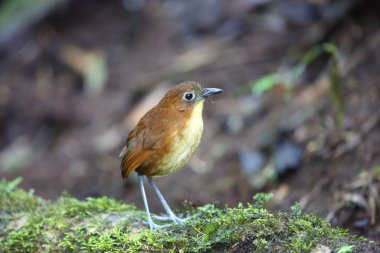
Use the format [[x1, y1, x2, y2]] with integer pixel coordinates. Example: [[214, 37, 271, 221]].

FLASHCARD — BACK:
[[200, 87, 223, 98]]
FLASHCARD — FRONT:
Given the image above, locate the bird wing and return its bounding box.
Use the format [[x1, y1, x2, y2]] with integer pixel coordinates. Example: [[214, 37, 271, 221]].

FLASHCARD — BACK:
[[120, 145, 151, 178], [120, 111, 162, 179]]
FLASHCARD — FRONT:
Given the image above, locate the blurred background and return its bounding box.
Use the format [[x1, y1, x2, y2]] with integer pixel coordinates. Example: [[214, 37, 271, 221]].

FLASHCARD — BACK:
[[1, 0, 380, 240]]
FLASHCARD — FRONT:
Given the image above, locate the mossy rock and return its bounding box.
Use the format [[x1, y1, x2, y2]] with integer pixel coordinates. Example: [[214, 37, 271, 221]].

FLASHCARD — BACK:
[[0, 178, 378, 252]]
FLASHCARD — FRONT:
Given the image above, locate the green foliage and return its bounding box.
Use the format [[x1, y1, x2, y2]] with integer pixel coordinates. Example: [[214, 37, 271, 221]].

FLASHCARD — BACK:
[[0, 0, 64, 44], [291, 202, 302, 217], [0, 177, 22, 193], [251, 73, 281, 95], [240, 43, 345, 125], [324, 43, 345, 126], [242, 44, 325, 96], [83, 50, 108, 95], [0, 179, 375, 252], [253, 192, 273, 208], [337, 244, 355, 253], [0, 178, 42, 213]]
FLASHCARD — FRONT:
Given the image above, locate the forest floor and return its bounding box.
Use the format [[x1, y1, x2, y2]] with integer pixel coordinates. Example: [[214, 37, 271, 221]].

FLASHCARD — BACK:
[[1, 0, 379, 241]]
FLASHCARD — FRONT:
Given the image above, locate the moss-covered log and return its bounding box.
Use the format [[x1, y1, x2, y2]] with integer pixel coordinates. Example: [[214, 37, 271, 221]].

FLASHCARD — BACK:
[[0, 179, 378, 252]]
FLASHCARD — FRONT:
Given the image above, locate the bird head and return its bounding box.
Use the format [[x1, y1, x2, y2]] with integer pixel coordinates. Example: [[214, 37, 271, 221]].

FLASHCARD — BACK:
[[161, 81, 222, 112]]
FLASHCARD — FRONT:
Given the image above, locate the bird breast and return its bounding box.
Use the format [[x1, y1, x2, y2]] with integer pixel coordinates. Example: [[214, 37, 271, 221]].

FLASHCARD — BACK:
[[155, 101, 204, 176]]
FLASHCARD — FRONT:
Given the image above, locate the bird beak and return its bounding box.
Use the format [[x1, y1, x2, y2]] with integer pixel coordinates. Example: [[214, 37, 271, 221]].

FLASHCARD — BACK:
[[200, 88, 223, 98]]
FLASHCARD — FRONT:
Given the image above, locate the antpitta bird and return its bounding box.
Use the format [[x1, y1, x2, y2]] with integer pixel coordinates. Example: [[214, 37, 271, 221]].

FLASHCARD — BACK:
[[119, 81, 222, 229]]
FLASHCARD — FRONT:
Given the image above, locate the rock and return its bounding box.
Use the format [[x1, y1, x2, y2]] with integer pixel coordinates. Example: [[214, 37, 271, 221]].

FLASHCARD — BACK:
[[2, 179, 378, 252], [274, 140, 304, 174]]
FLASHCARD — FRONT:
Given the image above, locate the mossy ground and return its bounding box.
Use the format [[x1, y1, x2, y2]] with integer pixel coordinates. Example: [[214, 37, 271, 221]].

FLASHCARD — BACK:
[[0, 178, 378, 252]]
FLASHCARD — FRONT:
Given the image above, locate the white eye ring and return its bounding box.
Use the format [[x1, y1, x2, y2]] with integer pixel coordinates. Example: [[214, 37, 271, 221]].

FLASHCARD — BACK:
[[183, 92, 195, 101]]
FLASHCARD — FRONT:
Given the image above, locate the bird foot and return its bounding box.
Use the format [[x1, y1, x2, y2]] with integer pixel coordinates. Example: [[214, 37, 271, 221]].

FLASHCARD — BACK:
[[143, 220, 171, 230], [153, 214, 190, 224]]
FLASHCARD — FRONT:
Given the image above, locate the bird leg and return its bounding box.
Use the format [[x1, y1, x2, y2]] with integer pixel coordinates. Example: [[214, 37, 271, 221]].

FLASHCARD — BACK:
[[138, 176, 168, 229], [147, 176, 188, 223]]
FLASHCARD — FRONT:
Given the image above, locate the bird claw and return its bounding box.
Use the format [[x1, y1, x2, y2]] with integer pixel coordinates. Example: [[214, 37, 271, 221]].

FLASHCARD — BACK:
[[143, 220, 171, 230], [153, 214, 190, 224]]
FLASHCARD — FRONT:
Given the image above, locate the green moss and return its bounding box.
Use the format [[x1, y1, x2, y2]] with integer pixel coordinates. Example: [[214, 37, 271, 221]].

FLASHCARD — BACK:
[[337, 244, 355, 253], [55, 195, 136, 218], [0, 178, 43, 213], [0, 179, 378, 252]]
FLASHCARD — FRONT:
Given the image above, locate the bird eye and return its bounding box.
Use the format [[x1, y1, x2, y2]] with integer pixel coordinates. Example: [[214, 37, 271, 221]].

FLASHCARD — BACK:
[[183, 92, 195, 101]]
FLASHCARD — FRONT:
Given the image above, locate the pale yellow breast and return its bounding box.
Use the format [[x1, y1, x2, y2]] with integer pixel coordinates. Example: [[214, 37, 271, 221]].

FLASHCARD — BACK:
[[155, 101, 204, 176]]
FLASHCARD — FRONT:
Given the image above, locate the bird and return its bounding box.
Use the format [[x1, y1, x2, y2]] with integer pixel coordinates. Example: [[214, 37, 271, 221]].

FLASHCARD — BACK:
[[119, 81, 222, 229]]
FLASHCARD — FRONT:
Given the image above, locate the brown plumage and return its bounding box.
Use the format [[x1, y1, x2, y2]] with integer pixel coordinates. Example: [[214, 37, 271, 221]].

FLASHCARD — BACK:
[[119, 81, 222, 229]]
